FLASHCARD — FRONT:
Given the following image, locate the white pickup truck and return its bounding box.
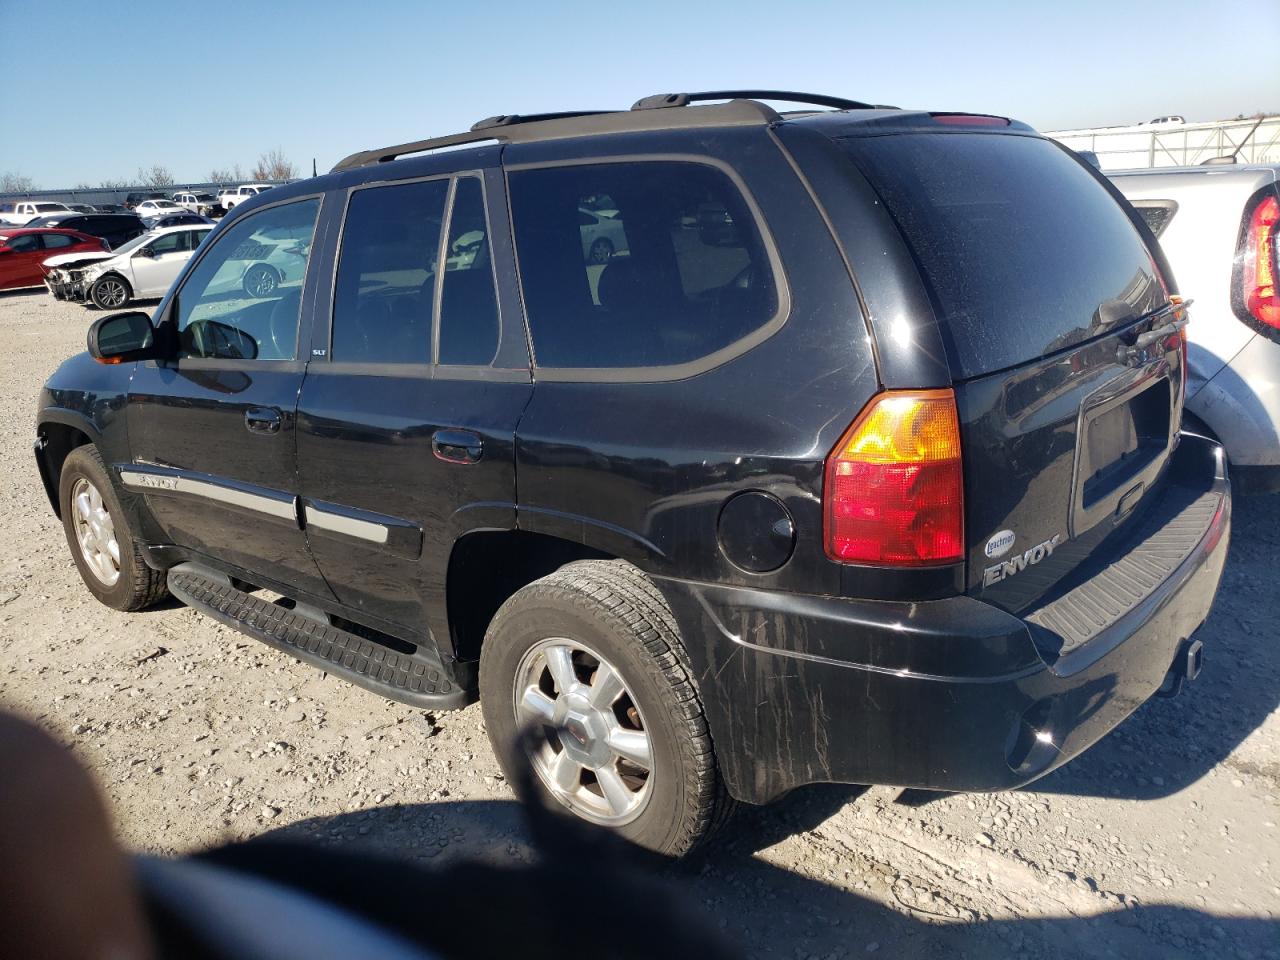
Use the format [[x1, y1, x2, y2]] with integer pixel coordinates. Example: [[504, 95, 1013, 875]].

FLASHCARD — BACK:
[[220, 183, 274, 211], [1111, 163, 1280, 491], [0, 200, 72, 226]]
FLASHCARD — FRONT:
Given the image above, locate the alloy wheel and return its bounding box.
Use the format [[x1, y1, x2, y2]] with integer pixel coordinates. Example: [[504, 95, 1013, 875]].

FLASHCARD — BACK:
[[71, 477, 120, 587], [514, 637, 653, 825], [97, 279, 127, 308]]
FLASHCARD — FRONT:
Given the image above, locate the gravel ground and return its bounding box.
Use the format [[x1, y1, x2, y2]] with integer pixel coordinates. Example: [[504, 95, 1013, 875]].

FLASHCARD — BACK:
[[2, 288, 1277, 958]]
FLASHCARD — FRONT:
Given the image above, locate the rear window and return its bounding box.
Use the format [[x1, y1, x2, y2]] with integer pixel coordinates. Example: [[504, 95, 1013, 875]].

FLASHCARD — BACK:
[[839, 133, 1166, 377], [508, 161, 779, 372]]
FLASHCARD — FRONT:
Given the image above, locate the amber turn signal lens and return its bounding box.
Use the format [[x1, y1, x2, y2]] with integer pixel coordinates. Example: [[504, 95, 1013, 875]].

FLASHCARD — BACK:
[[823, 389, 964, 566]]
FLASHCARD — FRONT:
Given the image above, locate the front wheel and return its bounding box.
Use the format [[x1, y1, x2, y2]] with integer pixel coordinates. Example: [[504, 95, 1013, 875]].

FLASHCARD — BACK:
[[480, 560, 734, 856], [89, 275, 131, 310], [58, 446, 168, 611]]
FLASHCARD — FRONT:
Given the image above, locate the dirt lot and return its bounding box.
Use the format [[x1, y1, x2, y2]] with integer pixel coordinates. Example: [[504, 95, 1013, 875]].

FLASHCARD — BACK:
[[1, 288, 1277, 958]]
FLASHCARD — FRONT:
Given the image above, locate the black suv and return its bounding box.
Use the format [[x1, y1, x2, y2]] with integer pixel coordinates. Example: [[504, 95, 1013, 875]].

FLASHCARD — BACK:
[[22, 212, 144, 249], [35, 92, 1230, 855]]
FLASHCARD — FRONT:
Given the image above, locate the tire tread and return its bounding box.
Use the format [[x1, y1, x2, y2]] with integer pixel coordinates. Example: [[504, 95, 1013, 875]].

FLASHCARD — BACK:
[[485, 559, 735, 855]]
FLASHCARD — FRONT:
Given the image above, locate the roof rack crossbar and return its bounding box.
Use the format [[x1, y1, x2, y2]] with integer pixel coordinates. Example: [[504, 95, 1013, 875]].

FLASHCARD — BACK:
[[632, 90, 875, 112]]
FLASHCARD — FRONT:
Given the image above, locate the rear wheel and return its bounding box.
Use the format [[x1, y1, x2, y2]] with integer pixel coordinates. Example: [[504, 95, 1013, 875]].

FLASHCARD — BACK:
[[89, 275, 130, 310], [587, 237, 614, 264], [479, 560, 733, 856], [242, 263, 278, 298], [59, 446, 167, 611]]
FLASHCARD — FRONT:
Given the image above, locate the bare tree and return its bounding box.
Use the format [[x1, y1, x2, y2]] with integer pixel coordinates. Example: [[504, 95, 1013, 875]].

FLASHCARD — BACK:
[[251, 149, 297, 182], [207, 167, 235, 184], [98, 178, 130, 189], [1, 172, 36, 193], [137, 165, 176, 187]]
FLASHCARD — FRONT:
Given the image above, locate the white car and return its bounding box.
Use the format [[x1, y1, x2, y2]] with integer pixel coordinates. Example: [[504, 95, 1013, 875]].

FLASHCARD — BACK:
[[0, 200, 72, 226], [42, 224, 213, 309], [578, 207, 628, 263], [134, 199, 186, 219], [221, 184, 274, 210]]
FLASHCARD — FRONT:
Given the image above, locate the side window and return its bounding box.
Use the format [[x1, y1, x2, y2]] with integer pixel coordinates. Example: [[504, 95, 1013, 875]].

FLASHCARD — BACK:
[[42, 234, 75, 250], [9, 235, 40, 252], [331, 178, 448, 364], [438, 177, 500, 365], [175, 198, 320, 362], [148, 232, 184, 255], [508, 162, 778, 370]]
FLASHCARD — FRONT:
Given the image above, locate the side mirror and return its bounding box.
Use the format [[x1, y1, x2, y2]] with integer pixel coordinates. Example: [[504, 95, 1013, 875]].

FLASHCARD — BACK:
[[87, 311, 158, 364], [0, 247, 10, 255], [135, 246, 154, 258]]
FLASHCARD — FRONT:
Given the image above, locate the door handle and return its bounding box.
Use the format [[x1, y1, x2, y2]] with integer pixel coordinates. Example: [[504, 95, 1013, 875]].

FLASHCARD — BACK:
[[432, 428, 483, 464], [245, 406, 282, 434]]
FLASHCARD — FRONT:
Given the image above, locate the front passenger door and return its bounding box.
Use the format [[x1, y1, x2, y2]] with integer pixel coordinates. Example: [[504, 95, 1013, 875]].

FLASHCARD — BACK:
[[129, 230, 191, 297], [124, 195, 334, 599]]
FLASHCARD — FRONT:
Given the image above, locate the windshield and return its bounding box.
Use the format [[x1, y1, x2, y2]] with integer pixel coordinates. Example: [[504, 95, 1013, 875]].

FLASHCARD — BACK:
[[110, 232, 155, 256], [35, 203, 66, 212]]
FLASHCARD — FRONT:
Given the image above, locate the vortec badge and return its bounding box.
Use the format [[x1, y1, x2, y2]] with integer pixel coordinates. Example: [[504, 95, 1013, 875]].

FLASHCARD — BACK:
[[983, 534, 1062, 586]]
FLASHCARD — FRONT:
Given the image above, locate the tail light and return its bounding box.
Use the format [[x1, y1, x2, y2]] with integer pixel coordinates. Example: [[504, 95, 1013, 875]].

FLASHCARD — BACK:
[[824, 389, 964, 566], [1241, 194, 1279, 330]]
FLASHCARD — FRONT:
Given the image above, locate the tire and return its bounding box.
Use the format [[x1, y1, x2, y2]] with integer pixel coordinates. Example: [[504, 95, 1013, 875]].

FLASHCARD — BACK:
[[242, 263, 279, 298], [587, 237, 614, 265], [89, 275, 131, 310], [58, 445, 168, 612], [480, 559, 734, 856]]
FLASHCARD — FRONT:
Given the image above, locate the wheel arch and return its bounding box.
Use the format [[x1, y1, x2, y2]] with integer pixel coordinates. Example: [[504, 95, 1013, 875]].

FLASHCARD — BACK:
[[446, 530, 615, 664], [34, 413, 98, 517], [90, 271, 133, 304]]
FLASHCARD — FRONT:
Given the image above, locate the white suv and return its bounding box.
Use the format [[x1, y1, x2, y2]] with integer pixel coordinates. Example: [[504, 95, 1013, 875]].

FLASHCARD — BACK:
[[221, 184, 274, 210], [1112, 163, 1280, 491]]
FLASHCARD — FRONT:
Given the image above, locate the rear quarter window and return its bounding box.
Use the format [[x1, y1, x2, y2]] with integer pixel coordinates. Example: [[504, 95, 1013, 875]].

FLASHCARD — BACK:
[[508, 160, 781, 374], [839, 133, 1166, 377]]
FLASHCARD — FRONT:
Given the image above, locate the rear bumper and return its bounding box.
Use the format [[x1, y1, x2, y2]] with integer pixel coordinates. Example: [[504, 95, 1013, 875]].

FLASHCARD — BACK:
[[656, 433, 1230, 804]]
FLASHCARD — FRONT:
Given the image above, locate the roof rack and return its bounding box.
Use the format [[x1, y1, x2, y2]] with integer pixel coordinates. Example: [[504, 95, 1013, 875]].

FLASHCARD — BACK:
[[330, 92, 878, 173], [632, 90, 878, 111], [470, 110, 613, 132]]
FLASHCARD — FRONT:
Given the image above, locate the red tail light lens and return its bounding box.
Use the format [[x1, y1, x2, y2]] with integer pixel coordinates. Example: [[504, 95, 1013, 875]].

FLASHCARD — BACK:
[[824, 389, 964, 566], [1243, 194, 1279, 329]]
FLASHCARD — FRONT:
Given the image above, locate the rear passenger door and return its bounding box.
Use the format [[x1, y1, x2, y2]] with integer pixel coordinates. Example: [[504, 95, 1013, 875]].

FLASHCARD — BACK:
[[295, 162, 531, 648]]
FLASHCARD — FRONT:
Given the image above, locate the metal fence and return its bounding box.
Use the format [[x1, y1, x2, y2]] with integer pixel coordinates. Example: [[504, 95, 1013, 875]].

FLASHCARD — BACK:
[[0, 180, 296, 206], [1045, 116, 1280, 171]]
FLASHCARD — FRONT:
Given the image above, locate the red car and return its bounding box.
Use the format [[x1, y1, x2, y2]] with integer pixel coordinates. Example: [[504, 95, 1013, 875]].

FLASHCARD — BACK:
[[0, 228, 107, 291]]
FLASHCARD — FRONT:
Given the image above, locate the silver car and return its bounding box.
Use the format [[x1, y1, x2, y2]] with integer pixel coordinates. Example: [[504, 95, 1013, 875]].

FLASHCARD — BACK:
[[1111, 163, 1280, 491]]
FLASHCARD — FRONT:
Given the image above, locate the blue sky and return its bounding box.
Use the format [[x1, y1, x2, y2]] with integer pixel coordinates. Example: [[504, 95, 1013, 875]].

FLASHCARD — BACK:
[[2, 0, 1276, 187]]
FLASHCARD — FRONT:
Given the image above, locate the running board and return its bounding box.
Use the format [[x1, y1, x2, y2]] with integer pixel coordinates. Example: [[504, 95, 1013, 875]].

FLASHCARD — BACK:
[[167, 564, 470, 710]]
